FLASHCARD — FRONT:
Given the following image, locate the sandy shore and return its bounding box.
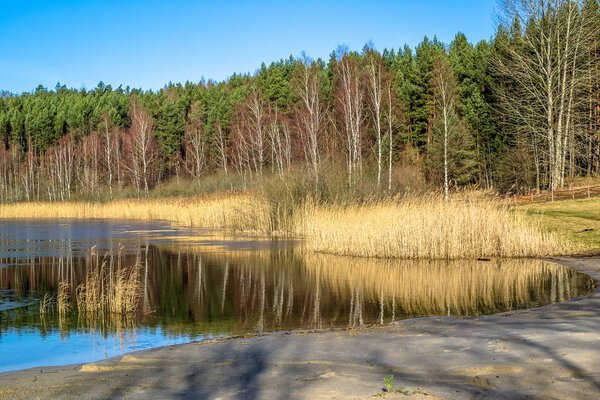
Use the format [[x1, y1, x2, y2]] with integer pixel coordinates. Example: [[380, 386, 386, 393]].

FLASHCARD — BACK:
[[0, 257, 599, 400]]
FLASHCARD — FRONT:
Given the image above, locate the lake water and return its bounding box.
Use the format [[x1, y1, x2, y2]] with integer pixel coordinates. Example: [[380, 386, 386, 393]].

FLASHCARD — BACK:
[[0, 219, 595, 373]]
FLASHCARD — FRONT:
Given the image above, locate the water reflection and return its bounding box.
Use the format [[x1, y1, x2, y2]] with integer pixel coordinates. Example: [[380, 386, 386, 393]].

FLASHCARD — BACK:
[[1, 245, 594, 338], [0, 220, 595, 372]]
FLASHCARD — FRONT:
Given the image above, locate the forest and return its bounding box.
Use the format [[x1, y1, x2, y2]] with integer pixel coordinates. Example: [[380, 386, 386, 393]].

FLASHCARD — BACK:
[[0, 0, 598, 202]]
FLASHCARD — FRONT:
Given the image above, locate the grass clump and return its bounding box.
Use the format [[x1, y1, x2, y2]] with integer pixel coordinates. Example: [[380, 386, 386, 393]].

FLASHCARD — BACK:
[[76, 261, 142, 318], [384, 375, 394, 393], [39, 292, 54, 315]]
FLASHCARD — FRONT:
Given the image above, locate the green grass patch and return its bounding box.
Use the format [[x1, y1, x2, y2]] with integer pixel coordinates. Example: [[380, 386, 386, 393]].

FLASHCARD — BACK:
[[519, 198, 600, 253]]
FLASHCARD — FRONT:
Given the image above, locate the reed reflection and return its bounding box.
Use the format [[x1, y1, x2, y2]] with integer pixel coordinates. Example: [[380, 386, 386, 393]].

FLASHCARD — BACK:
[[0, 246, 594, 339]]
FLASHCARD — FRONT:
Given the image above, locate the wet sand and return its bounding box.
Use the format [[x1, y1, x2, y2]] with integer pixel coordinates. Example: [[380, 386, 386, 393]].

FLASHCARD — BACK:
[[0, 257, 599, 399]]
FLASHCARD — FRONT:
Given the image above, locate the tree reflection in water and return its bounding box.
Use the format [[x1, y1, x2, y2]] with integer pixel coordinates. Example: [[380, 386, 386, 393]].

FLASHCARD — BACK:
[[0, 244, 595, 339]]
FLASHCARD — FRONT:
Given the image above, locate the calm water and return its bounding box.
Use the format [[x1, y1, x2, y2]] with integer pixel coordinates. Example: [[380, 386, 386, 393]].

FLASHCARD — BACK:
[[0, 219, 595, 373]]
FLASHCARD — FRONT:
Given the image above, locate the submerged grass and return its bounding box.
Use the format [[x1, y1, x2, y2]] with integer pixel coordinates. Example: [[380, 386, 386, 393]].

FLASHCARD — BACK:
[[57, 280, 70, 318], [75, 260, 142, 318], [31, 248, 145, 335], [39, 292, 53, 315]]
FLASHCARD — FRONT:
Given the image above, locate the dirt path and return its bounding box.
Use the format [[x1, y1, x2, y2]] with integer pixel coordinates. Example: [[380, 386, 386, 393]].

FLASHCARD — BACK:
[[1, 257, 599, 400]]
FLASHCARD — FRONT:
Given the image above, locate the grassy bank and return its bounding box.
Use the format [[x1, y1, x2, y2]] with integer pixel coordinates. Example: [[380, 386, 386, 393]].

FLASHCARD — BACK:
[[0, 190, 569, 259], [519, 197, 600, 254]]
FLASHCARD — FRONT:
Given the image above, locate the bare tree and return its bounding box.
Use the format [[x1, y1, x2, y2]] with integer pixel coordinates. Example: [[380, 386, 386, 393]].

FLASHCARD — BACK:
[[215, 123, 228, 175], [495, 0, 600, 189], [366, 47, 385, 188], [433, 56, 458, 201], [246, 88, 266, 175], [184, 101, 207, 180], [76, 133, 99, 197], [99, 114, 115, 196], [296, 55, 325, 186], [386, 81, 396, 192], [127, 99, 157, 193], [10, 144, 21, 200], [267, 107, 285, 178], [336, 47, 365, 187], [232, 117, 252, 186]]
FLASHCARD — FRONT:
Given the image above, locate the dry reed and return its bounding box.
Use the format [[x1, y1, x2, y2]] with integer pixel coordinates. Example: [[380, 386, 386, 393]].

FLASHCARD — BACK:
[[75, 261, 142, 318], [295, 196, 567, 259], [38, 292, 53, 315], [57, 280, 71, 318], [0, 194, 270, 231], [0, 192, 568, 259]]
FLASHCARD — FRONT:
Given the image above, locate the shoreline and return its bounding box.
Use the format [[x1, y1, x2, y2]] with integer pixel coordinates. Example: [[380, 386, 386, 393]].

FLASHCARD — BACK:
[[0, 195, 572, 259], [1, 257, 599, 399]]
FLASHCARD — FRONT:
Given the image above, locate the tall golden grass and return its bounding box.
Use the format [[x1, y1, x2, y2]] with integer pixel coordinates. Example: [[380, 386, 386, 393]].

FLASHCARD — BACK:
[[0, 192, 568, 259], [0, 194, 270, 231], [295, 196, 567, 259], [32, 253, 144, 335], [38, 292, 53, 315], [57, 280, 70, 318], [75, 261, 141, 317]]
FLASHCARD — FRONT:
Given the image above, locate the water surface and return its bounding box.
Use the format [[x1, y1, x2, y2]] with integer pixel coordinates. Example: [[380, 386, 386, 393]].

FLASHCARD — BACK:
[[0, 219, 595, 373]]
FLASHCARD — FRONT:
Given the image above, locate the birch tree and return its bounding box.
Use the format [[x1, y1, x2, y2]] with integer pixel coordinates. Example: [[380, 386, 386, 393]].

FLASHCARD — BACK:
[[99, 114, 115, 196], [184, 101, 207, 180], [127, 99, 157, 193], [385, 82, 395, 192], [366, 47, 385, 187], [77, 133, 99, 197], [266, 107, 291, 178], [246, 88, 266, 175], [215, 123, 228, 175], [336, 47, 365, 187], [495, 0, 600, 189], [432, 57, 458, 201], [295, 55, 325, 186]]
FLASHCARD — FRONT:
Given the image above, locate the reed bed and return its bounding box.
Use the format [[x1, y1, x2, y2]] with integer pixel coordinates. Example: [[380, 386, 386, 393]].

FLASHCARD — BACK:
[[0, 191, 568, 259], [295, 196, 567, 259], [0, 194, 270, 231]]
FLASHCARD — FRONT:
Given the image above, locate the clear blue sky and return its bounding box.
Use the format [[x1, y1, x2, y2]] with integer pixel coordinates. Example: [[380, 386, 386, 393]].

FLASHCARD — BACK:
[[0, 0, 497, 94]]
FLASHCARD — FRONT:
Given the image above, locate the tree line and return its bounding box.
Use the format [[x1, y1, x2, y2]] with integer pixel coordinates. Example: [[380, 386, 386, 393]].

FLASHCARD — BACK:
[[0, 0, 598, 201]]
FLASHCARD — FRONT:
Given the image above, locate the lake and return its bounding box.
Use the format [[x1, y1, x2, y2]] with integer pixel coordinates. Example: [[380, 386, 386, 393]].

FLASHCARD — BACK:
[[0, 219, 595, 373]]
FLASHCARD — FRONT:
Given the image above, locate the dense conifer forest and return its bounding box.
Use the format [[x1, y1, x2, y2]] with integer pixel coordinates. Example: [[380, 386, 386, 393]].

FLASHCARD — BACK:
[[0, 0, 598, 201]]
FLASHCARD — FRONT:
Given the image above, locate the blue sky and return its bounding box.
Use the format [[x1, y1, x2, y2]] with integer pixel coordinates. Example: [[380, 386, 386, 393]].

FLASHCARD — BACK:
[[0, 0, 497, 93]]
